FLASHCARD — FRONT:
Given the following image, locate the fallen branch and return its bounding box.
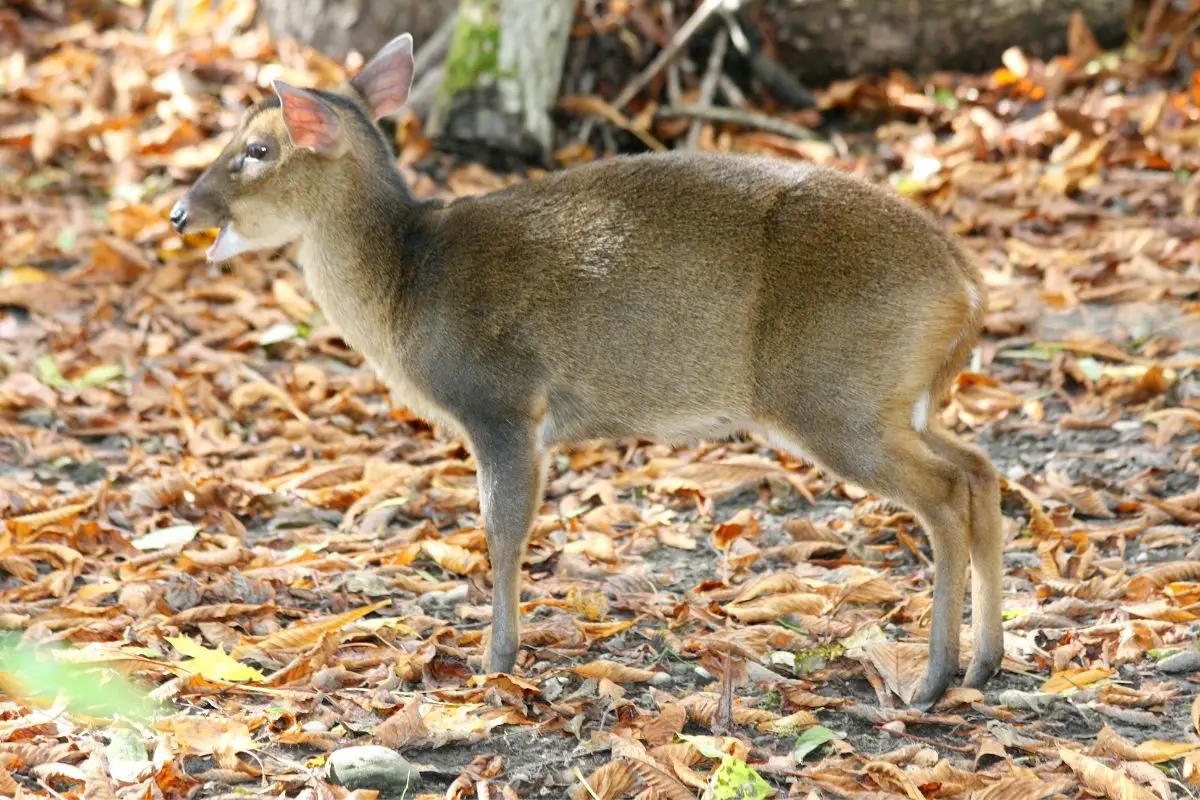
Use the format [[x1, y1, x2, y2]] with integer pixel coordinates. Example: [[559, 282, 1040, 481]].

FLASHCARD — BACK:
[[686, 26, 728, 149], [578, 0, 749, 146], [657, 104, 819, 141]]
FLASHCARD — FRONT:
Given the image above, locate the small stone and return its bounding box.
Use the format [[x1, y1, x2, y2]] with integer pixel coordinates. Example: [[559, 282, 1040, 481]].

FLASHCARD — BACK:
[[302, 720, 329, 732], [541, 676, 565, 702], [418, 585, 468, 607], [650, 672, 673, 687], [326, 745, 419, 792], [1157, 650, 1200, 674]]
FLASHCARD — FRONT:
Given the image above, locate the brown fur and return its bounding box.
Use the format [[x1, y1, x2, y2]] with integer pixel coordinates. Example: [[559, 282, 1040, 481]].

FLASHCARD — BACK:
[[170, 36, 1005, 707]]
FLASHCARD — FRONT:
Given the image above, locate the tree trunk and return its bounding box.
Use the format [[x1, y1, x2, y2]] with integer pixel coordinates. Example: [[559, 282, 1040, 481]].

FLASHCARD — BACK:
[[425, 0, 577, 163], [765, 0, 1133, 85], [256, 0, 458, 62]]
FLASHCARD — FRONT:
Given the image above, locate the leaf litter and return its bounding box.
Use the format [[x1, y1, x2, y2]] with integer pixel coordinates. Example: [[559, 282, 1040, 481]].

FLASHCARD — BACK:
[[1, 1, 1199, 798]]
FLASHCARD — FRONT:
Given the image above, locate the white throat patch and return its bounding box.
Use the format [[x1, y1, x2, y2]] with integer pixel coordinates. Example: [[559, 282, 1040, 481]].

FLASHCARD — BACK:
[[207, 224, 256, 263]]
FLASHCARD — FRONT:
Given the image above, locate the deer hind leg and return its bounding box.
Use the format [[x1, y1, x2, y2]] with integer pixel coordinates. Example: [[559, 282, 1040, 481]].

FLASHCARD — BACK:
[[762, 416, 972, 708], [920, 423, 1005, 690]]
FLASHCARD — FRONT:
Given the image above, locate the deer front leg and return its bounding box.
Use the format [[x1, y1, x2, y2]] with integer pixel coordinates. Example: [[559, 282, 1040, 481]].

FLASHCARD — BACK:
[[468, 419, 546, 674]]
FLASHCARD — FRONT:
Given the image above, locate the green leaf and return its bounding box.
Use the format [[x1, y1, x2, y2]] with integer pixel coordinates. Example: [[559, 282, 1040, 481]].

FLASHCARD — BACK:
[[0, 635, 163, 723], [106, 726, 151, 783], [35, 355, 68, 388], [1075, 357, 1103, 383], [840, 624, 886, 651], [131, 524, 199, 551], [708, 757, 772, 800], [677, 733, 729, 760], [793, 725, 842, 762], [933, 87, 958, 109], [166, 636, 265, 683], [76, 362, 125, 388], [258, 322, 300, 346], [56, 229, 77, 253]]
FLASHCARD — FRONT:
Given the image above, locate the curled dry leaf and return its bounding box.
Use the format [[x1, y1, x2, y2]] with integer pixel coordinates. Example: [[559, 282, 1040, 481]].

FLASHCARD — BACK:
[[573, 760, 636, 800], [421, 539, 488, 575], [864, 760, 925, 800], [573, 659, 659, 684], [622, 756, 695, 800], [1058, 747, 1158, 800], [236, 600, 389, 655]]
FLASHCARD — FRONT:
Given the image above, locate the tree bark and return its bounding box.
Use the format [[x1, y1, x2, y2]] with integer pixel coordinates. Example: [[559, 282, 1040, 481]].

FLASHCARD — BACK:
[[426, 0, 576, 163], [765, 0, 1132, 86], [255, 0, 458, 62]]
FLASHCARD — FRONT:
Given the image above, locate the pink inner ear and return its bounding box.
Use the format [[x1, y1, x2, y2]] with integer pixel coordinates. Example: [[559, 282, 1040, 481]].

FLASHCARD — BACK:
[[273, 81, 342, 154], [351, 33, 414, 120]]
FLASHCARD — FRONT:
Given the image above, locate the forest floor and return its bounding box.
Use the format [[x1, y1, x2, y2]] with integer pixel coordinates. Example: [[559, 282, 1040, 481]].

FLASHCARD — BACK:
[[1, 3, 1199, 800]]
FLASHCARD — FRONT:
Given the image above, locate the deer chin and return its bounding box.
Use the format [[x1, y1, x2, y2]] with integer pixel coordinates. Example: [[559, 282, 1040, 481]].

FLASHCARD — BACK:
[[206, 224, 256, 263]]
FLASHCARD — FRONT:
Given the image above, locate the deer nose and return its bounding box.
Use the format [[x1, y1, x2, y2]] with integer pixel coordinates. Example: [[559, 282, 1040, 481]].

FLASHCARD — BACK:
[[169, 200, 188, 233]]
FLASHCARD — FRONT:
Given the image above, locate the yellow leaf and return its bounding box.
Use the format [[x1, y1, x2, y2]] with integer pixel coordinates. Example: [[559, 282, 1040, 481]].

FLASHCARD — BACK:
[[166, 637, 264, 683], [0, 266, 52, 287], [1134, 740, 1200, 763], [1041, 667, 1114, 694]]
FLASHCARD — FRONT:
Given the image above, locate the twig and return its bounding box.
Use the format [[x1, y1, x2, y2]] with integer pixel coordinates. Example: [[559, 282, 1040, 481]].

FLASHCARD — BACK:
[[612, 0, 730, 112], [661, 0, 683, 105], [657, 104, 819, 140], [577, 0, 743, 146], [573, 767, 602, 800], [717, 74, 747, 108], [687, 26, 728, 149]]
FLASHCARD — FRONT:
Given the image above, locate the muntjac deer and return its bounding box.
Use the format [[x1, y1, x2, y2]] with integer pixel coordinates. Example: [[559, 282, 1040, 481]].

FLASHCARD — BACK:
[[170, 32, 1004, 707]]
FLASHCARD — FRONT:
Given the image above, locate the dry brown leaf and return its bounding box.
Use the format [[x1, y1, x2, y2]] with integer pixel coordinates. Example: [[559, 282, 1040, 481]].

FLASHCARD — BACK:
[[860, 641, 928, 705], [564, 532, 618, 563], [237, 600, 389, 655], [641, 702, 686, 747], [1058, 748, 1158, 800], [0, 766, 18, 796], [156, 716, 258, 765], [725, 592, 828, 622], [621, 756, 694, 800], [864, 761, 924, 799], [573, 659, 659, 684], [572, 760, 636, 800], [679, 693, 779, 731], [969, 775, 1070, 800], [712, 508, 759, 550], [421, 539, 488, 575]]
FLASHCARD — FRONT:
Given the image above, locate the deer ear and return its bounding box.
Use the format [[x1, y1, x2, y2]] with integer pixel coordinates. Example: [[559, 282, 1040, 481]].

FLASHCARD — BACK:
[[272, 80, 344, 156], [350, 33, 414, 120]]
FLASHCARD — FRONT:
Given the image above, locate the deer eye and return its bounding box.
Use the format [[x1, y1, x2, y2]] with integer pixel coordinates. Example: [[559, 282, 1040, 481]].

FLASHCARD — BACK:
[[245, 141, 269, 160]]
